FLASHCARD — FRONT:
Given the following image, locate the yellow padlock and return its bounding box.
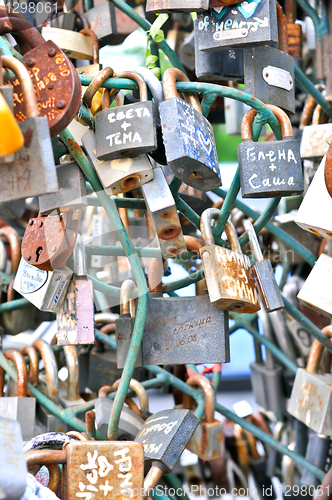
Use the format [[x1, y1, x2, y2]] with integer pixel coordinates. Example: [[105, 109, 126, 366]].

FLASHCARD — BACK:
[[0, 92, 24, 158]]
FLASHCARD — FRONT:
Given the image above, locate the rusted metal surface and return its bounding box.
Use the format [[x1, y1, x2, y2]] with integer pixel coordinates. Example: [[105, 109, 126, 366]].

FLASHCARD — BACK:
[[306, 326, 332, 373], [85, 410, 96, 439], [112, 378, 149, 414], [163, 67, 201, 113], [0, 349, 28, 397], [63, 346, 80, 402], [276, 2, 289, 54], [64, 441, 144, 500], [80, 28, 99, 65], [32, 339, 58, 402], [22, 213, 77, 271], [46, 463, 62, 494], [25, 449, 67, 467], [184, 235, 204, 256], [143, 466, 163, 492], [0, 221, 21, 273], [147, 257, 163, 293], [21, 346, 39, 386], [324, 139, 332, 198], [83, 67, 114, 109], [120, 279, 136, 315]]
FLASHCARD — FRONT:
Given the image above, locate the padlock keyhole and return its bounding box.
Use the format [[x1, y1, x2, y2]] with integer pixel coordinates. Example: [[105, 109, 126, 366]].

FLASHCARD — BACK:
[[35, 247, 43, 263]]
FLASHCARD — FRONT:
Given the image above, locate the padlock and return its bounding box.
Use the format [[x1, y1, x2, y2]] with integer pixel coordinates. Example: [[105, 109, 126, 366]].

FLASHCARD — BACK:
[[57, 234, 95, 345], [84, 1, 117, 47], [159, 68, 221, 191], [82, 129, 154, 195], [93, 72, 157, 161], [186, 375, 223, 460], [288, 326, 332, 435], [21, 212, 78, 271], [0, 12, 81, 137], [250, 310, 286, 413], [41, 19, 95, 61], [285, 0, 302, 60], [95, 380, 146, 439], [300, 431, 332, 488], [199, 208, 260, 313], [21, 346, 39, 390], [33, 339, 67, 433], [300, 98, 332, 160], [244, 219, 284, 312], [244, 429, 276, 500], [88, 340, 127, 394], [238, 105, 303, 198], [115, 279, 138, 361], [39, 161, 87, 216], [146, 0, 208, 13], [295, 155, 332, 240], [195, 0, 278, 52], [76, 28, 102, 78], [141, 167, 187, 259], [0, 417, 27, 500], [58, 346, 86, 408], [135, 409, 199, 491], [243, 4, 295, 114], [49, 4, 77, 31], [117, 252, 230, 367], [0, 350, 36, 441], [0, 56, 58, 203], [13, 257, 72, 312]]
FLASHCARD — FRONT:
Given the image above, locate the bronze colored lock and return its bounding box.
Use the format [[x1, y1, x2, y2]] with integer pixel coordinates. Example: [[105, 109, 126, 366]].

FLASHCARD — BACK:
[[22, 212, 78, 271], [0, 12, 81, 137]]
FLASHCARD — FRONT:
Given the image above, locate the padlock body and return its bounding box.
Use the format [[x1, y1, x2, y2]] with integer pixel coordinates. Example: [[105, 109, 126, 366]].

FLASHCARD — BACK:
[[135, 409, 200, 471], [250, 362, 285, 413], [39, 161, 87, 215], [41, 27, 94, 60], [95, 101, 157, 161], [187, 419, 223, 460], [300, 124, 332, 159], [244, 46, 295, 114], [146, 0, 208, 12], [13, 258, 72, 312], [238, 137, 303, 198], [84, 3, 117, 46], [64, 441, 144, 500], [95, 397, 144, 439], [253, 260, 284, 312], [300, 432, 332, 488], [141, 167, 187, 259], [0, 117, 58, 203], [297, 254, 332, 318], [196, 0, 278, 52], [287, 368, 332, 435], [200, 245, 260, 313], [82, 130, 154, 194], [159, 97, 221, 191], [116, 295, 230, 367], [51, 12, 76, 30], [57, 277, 95, 345], [0, 418, 27, 500], [0, 397, 36, 441], [35, 405, 67, 433], [295, 156, 332, 239]]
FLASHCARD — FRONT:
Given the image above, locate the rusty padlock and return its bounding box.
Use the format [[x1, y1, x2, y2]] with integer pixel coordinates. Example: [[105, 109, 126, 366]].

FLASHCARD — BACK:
[[0, 12, 81, 137], [21, 211, 78, 271]]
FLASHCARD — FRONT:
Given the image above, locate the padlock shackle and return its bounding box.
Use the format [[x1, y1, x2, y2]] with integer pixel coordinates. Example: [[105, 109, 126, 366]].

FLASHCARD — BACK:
[[240, 105, 293, 140], [21, 346, 39, 387], [0, 226, 21, 273], [32, 339, 59, 402], [306, 325, 332, 374], [148, 257, 164, 293], [79, 28, 99, 65], [0, 349, 28, 397], [63, 346, 80, 402], [243, 220, 263, 262], [44, 5, 89, 29], [120, 279, 136, 316], [135, 67, 164, 109], [2, 56, 38, 119], [162, 68, 202, 115], [240, 108, 259, 141], [83, 67, 114, 109], [184, 235, 204, 256], [325, 141, 332, 198], [113, 378, 149, 414], [300, 84, 325, 129], [0, 12, 45, 48], [312, 95, 332, 126], [257, 308, 276, 370], [186, 375, 215, 423], [73, 234, 87, 276], [276, 1, 288, 54], [25, 449, 67, 467], [200, 207, 241, 253], [102, 71, 148, 110]]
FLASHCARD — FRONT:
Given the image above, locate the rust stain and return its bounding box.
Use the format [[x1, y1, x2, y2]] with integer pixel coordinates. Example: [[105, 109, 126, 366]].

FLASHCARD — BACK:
[[24, 128, 34, 148]]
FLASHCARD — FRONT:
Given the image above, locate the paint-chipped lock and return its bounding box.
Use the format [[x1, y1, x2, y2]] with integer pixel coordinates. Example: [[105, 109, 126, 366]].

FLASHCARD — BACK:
[[199, 208, 260, 313], [146, 0, 208, 13], [238, 105, 303, 198], [186, 375, 223, 461], [0, 56, 58, 203], [288, 326, 332, 435], [159, 68, 221, 192], [57, 235, 95, 346]]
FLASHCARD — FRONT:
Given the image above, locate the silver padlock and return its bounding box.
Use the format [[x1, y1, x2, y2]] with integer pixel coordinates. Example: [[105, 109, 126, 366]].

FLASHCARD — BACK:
[[13, 258, 72, 312], [81, 129, 154, 195], [146, 0, 209, 13], [38, 161, 87, 215], [0, 56, 58, 203], [57, 234, 95, 345], [141, 167, 187, 259], [58, 346, 86, 408], [244, 219, 284, 312], [0, 350, 36, 441]]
